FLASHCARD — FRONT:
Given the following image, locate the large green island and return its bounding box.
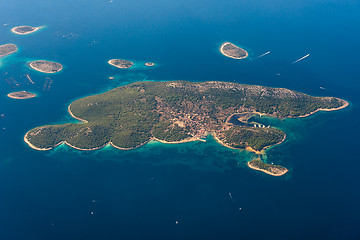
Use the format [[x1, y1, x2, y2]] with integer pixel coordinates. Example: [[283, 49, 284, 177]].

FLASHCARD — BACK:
[[24, 81, 348, 175]]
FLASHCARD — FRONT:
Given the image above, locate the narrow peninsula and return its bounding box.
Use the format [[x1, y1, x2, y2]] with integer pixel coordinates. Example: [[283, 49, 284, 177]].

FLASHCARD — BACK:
[[220, 42, 248, 59], [29, 60, 63, 73], [0, 44, 17, 58], [24, 81, 348, 175], [7, 91, 37, 99], [11, 26, 42, 35], [108, 59, 133, 69]]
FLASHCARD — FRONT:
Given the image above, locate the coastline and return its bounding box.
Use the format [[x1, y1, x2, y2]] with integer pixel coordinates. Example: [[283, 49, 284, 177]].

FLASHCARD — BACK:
[[229, 98, 349, 121], [110, 140, 150, 150], [0, 44, 18, 58], [248, 98, 349, 120], [29, 61, 63, 73], [23, 96, 349, 152], [23, 135, 206, 152], [11, 26, 43, 35], [68, 104, 88, 123], [108, 59, 134, 69], [24, 133, 108, 151], [296, 99, 349, 118], [7, 92, 37, 99], [247, 161, 288, 176], [212, 133, 240, 150], [145, 62, 155, 67], [24, 131, 53, 151], [212, 131, 286, 155], [255, 132, 287, 153], [63, 141, 107, 151], [25, 107, 207, 151], [219, 42, 248, 60], [154, 137, 206, 145]]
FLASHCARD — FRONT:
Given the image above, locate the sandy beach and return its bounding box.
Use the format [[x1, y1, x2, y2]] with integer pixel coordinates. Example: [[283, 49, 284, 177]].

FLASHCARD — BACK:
[[11, 26, 43, 35], [145, 62, 155, 67], [110, 140, 151, 150], [247, 161, 288, 176], [212, 133, 243, 151], [63, 141, 107, 151], [25, 130, 206, 152], [108, 59, 134, 69], [25, 130, 109, 151], [0, 43, 18, 58], [24, 132, 53, 151], [24, 98, 348, 152], [7, 91, 36, 99], [154, 137, 206, 145], [219, 42, 248, 60], [226, 99, 349, 122], [296, 99, 349, 118], [29, 61, 63, 73], [68, 104, 88, 122]]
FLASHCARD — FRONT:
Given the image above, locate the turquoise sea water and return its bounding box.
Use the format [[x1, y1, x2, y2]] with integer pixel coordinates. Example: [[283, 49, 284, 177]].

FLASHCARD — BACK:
[[1, 0, 360, 239]]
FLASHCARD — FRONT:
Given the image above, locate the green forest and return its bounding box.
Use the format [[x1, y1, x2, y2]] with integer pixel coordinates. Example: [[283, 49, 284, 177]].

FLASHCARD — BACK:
[[25, 81, 346, 150]]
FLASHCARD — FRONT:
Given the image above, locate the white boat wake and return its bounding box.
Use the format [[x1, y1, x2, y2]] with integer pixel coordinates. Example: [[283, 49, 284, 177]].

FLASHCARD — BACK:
[[292, 54, 310, 64], [257, 51, 270, 58]]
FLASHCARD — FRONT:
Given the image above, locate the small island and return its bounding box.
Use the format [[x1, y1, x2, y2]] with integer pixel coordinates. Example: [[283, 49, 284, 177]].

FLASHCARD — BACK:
[[0, 44, 17, 58], [11, 26, 41, 35], [108, 59, 133, 69], [7, 91, 36, 99], [247, 159, 288, 176], [220, 42, 248, 59], [29, 60, 63, 73], [24, 81, 348, 175], [145, 62, 155, 67]]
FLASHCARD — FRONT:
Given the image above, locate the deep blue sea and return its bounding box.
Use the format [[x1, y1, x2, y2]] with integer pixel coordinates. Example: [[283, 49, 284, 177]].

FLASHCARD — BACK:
[[1, 0, 360, 239]]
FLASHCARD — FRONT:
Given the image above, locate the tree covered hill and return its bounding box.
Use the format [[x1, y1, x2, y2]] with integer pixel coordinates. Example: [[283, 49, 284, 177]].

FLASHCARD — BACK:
[[25, 81, 346, 151]]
